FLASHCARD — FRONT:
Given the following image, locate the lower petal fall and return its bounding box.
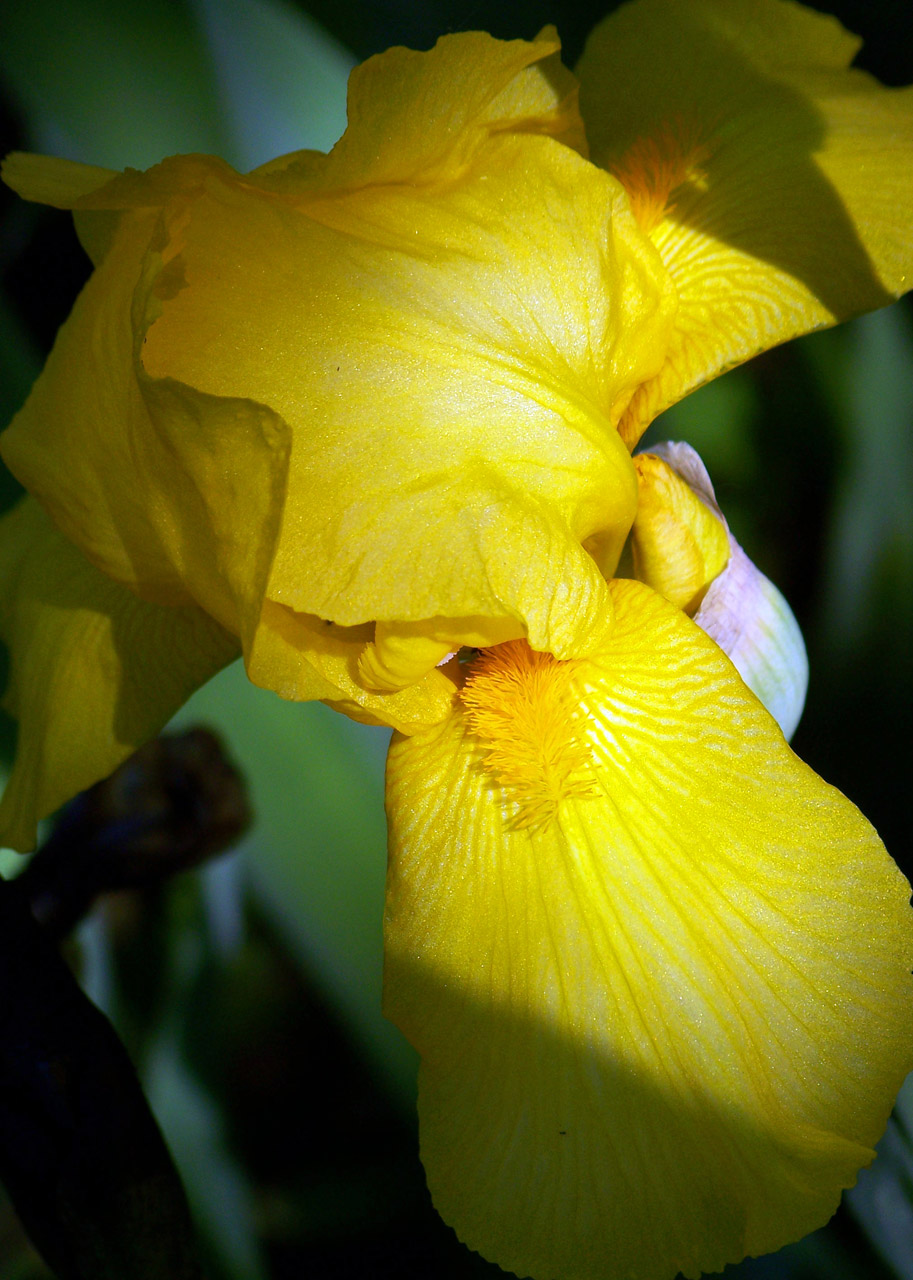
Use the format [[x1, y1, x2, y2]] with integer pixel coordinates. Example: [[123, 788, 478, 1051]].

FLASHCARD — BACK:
[[384, 579, 913, 1280]]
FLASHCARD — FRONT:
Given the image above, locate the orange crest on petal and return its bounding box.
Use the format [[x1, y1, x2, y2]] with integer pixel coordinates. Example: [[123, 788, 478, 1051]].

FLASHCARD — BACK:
[[609, 116, 711, 233]]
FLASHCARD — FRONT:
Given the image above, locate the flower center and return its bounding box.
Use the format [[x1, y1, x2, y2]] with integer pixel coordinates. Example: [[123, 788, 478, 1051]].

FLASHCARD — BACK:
[[461, 640, 596, 828]]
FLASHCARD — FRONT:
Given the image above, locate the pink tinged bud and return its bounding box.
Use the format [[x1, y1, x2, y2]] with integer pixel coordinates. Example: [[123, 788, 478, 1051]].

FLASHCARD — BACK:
[[647, 442, 808, 740]]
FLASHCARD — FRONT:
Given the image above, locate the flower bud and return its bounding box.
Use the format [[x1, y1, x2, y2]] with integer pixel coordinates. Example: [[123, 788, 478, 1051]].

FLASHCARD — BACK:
[[636, 442, 808, 740], [631, 451, 730, 614]]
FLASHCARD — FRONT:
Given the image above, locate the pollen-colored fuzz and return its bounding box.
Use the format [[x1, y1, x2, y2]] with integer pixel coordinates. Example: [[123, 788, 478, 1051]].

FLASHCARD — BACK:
[[460, 640, 597, 829], [610, 118, 710, 234]]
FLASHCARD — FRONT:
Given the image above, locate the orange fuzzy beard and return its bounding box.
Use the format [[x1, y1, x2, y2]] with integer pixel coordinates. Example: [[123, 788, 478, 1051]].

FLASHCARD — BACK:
[[460, 640, 596, 829]]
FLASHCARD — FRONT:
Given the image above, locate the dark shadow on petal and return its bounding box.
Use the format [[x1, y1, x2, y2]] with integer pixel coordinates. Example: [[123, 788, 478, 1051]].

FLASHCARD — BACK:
[[384, 953, 884, 1280], [580, 6, 899, 319]]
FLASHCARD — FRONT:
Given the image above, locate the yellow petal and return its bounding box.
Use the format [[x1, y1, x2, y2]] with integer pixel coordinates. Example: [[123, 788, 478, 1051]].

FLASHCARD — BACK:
[[577, 0, 913, 445], [358, 626, 464, 695], [358, 616, 521, 695], [3, 33, 675, 702], [0, 151, 239, 212], [0, 499, 238, 851], [631, 450, 730, 612], [140, 120, 671, 659], [0, 151, 231, 265], [0, 199, 187, 604], [246, 600, 458, 735], [384, 578, 913, 1280], [0, 188, 449, 734], [1, 152, 116, 207], [256, 26, 588, 193], [0, 189, 293, 648]]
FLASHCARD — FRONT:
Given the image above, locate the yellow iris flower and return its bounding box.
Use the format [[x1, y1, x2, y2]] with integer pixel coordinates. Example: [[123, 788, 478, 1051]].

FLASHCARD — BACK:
[[1, 2, 913, 1277]]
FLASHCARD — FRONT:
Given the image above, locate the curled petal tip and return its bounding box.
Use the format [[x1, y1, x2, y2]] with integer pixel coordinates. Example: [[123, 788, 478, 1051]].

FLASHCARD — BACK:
[[632, 448, 730, 614]]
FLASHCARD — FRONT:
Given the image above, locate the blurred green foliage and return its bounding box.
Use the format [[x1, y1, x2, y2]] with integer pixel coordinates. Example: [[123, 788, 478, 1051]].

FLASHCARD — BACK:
[[0, 0, 911, 1277]]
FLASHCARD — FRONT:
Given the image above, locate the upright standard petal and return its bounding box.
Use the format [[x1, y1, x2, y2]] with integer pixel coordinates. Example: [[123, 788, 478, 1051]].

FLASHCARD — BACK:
[[577, 0, 913, 444], [0, 500, 238, 851], [139, 127, 670, 666], [255, 26, 589, 192], [2, 32, 675, 718], [384, 579, 913, 1280]]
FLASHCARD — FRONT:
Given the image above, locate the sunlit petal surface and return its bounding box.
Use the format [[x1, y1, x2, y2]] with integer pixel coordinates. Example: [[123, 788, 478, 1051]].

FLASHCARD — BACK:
[[1, 31, 675, 712], [385, 579, 913, 1280]]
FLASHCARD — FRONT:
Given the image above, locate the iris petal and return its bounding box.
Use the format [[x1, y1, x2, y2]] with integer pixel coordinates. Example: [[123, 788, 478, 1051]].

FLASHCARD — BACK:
[[2, 31, 675, 697], [0, 152, 116, 209], [577, 0, 913, 445], [384, 579, 913, 1280], [139, 133, 666, 657], [246, 601, 458, 734], [253, 26, 588, 191], [0, 500, 238, 851], [631, 450, 730, 613]]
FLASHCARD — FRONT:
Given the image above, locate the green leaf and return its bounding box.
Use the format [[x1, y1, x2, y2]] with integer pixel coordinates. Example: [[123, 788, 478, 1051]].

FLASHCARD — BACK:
[[806, 306, 913, 653], [191, 0, 353, 168], [0, 0, 352, 172], [847, 1072, 913, 1280], [0, 0, 229, 167], [145, 1030, 267, 1280]]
